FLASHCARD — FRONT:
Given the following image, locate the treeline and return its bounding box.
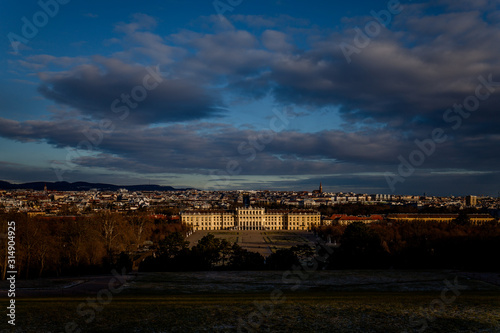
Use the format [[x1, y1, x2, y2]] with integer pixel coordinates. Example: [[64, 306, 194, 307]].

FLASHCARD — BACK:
[[0, 211, 187, 279], [139, 233, 316, 272], [2, 210, 499, 278], [139, 220, 500, 272], [315, 220, 500, 271]]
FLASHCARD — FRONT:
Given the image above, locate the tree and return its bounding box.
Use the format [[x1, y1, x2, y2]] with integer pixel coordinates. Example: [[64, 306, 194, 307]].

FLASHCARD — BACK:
[[314, 224, 346, 244], [92, 211, 129, 263], [17, 214, 41, 278], [33, 220, 56, 277], [126, 213, 152, 250], [157, 232, 189, 259], [454, 211, 471, 226], [220, 239, 233, 267], [60, 217, 105, 274], [339, 222, 388, 268], [229, 244, 265, 270], [290, 244, 315, 261], [266, 249, 299, 270], [190, 234, 226, 269]]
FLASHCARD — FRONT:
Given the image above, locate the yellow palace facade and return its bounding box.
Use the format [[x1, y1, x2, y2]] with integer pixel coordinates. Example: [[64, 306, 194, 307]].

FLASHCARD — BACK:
[[181, 207, 320, 231]]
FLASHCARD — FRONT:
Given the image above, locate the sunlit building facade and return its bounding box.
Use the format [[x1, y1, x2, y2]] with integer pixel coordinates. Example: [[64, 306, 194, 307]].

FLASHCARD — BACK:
[[181, 207, 320, 231]]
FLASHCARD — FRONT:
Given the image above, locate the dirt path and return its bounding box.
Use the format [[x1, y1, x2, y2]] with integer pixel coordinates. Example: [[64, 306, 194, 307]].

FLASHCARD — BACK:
[[239, 231, 271, 256]]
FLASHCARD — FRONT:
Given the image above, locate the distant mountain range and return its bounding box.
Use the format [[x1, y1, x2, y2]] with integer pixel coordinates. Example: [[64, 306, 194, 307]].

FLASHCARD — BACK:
[[0, 180, 183, 192]]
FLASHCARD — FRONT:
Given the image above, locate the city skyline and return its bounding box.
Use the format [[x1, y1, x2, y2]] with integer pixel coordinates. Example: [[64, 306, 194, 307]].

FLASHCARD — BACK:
[[1, 0, 500, 196]]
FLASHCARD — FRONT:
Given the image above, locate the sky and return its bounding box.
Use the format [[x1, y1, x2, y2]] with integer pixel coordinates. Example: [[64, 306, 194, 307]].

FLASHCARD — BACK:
[[1, 0, 500, 196]]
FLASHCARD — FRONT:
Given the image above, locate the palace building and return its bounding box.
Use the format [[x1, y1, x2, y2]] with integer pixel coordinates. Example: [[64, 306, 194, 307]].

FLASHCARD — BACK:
[[386, 213, 496, 225], [181, 207, 320, 231]]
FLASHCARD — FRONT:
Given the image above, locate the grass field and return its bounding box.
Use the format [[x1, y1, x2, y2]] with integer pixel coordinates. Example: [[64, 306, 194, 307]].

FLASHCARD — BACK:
[[6, 292, 500, 332], [2, 270, 500, 332]]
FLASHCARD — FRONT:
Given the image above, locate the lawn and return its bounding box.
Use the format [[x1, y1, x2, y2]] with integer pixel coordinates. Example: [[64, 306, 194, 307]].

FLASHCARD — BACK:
[[267, 234, 309, 244], [3, 270, 500, 332], [7, 292, 500, 332]]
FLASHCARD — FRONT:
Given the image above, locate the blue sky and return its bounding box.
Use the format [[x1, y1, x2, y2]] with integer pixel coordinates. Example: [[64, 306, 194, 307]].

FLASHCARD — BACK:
[[1, 0, 500, 195]]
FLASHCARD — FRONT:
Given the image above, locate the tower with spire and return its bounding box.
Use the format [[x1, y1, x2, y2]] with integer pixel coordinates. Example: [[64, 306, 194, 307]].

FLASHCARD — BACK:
[[313, 182, 323, 194]]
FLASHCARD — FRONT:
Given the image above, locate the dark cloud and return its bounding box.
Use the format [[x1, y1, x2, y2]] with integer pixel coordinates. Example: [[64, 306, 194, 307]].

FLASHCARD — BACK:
[[35, 6, 500, 136], [0, 160, 163, 185], [4, 3, 500, 194], [0, 115, 401, 174], [37, 58, 225, 125], [215, 5, 500, 137], [0, 114, 499, 182]]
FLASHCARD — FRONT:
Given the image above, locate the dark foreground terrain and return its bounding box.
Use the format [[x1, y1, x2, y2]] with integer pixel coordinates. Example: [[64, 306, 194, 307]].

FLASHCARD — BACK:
[[1, 270, 499, 332]]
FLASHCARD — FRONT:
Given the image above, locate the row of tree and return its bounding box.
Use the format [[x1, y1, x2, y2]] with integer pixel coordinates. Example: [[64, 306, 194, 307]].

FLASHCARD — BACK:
[[2, 210, 499, 279], [141, 233, 261, 271], [315, 220, 500, 270], [140, 219, 500, 272], [0, 211, 187, 279], [139, 233, 312, 271]]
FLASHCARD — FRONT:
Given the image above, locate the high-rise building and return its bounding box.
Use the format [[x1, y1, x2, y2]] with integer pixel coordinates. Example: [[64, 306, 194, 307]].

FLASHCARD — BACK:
[[243, 193, 251, 208], [466, 195, 477, 206]]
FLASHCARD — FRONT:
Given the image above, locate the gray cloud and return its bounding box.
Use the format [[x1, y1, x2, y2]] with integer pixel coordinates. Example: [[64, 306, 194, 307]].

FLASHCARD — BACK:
[[4, 3, 500, 194], [0, 114, 498, 181], [0, 115, 401, 174], [33, 5, 500, 135], [214, 5, 500, 137], [37, 58, 225, 125], [0, 160, 169, 186]]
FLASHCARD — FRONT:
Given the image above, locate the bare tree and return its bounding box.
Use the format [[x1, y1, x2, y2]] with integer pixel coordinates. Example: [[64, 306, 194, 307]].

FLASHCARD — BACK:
[[126, 213, 152, 250], [91, 211, 131, 263]]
